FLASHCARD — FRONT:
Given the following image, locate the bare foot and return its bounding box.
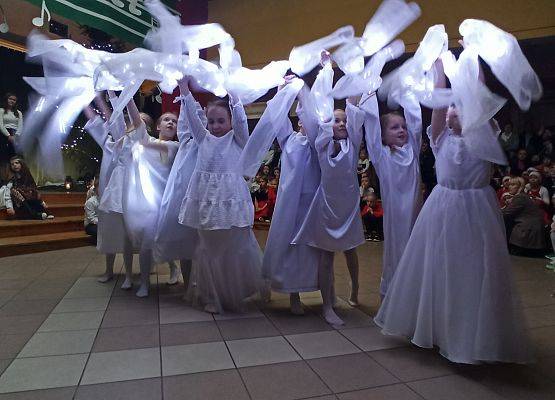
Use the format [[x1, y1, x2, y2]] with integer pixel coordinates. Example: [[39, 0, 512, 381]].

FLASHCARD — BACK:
[[323, 307, 344, 326], [120, 277, 133, 290], [290, 293, 304, 315], [136, 285, 149, 298], [97, 273, 114, 283]]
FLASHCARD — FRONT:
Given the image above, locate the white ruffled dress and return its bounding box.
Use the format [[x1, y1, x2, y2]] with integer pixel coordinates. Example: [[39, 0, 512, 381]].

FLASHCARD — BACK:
[[374, 124, 532, 364], [178, 93, 262, 313]]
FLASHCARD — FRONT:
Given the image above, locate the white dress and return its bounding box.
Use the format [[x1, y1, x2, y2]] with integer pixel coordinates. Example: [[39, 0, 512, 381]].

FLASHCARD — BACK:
[[85, 112, 129, 255], [374, 125, 531, 364], [123, 124, 179, 251], [237, 81, 323, 293], [154, 97, 203, 262], [178, 93, 253, 230], [178, 93, 262, 313], [361, 93, 422, 295], [292, 102, 366, 252]]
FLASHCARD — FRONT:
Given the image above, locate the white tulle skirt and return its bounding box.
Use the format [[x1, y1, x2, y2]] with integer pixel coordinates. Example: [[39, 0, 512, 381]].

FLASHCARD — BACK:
[[187, 227, 263, 313], [374, 185, 532, 364]]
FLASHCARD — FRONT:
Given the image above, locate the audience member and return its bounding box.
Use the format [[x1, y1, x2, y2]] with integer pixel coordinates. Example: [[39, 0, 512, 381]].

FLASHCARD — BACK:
[[361, 192, 383, 241], [0, 93, 23, 165], [4, 156, 53, 220], [503, 177, 546, 255]]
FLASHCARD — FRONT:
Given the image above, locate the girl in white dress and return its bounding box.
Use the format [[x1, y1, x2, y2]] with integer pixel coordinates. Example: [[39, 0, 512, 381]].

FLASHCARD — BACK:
[[292, 55, 366, 325], [178, 76, 263, 314], [155, 79, 204, 288], [237, 77, 321, 316], [123, 103, 179, 297], [84, 93, 133, 289], [361, 90, 422, 298], [374, 59, 531, 364]]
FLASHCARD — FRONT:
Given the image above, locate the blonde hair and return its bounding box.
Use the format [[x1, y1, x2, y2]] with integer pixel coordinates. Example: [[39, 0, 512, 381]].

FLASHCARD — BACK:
[[508, 176, 525, 193]]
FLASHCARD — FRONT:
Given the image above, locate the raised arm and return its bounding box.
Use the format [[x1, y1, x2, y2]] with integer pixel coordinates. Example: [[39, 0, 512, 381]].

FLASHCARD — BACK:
[[399, 92, 423, 154], [238, 77, 303, 178], [359, 92, 383, 164], [430, 58, 448, 144], [179, 78, 209, 145], [346, 96, 365, 150], [107, 91, 126, 141], [83, 105, 109, 148], [230, 94, 249, 149]]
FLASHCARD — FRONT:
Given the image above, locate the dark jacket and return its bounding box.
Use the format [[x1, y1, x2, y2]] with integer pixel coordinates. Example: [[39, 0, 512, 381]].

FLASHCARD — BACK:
[[502, 193, 546, 249]]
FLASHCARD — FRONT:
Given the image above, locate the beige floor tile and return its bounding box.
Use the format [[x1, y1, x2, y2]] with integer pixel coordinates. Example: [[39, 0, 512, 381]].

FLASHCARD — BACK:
[[340, 326, 409, 351], [163, 370, 250, 400], [308, 353, 399, 392], [286, 331, 360, 359], [337, 383, 422, 400], [227, 336, 300, 367], [75, 377, 161, 400], [161, 342, 234, 376], [38, 311, 104, 332], [18, 330, 97, 358], [81, 347, 161, 385], [239, 360, 331, 400], [0, 354, 87, 393], [53, 297, 110, 313], [408, 374, 504, 400]]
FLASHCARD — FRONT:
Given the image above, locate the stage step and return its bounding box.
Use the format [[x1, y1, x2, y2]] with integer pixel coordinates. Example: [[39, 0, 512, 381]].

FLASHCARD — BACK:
[[41, 192, 87, 204], [0, 231, 94, 258], [47, 203, 84, 218], [0, 216, 84, 239]]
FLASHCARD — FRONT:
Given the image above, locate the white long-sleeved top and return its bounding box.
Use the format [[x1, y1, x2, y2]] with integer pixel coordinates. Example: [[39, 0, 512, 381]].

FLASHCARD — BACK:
[[178, 93, 253, 230], [360, 92, 422, 296], [0, 108, 22, 137], [0, 182, 13, 210], [84, 195, 99, 227]]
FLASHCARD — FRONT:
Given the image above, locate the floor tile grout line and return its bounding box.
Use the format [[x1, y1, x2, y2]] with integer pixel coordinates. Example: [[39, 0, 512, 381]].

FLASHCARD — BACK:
[[211, 301, 254, 400], [71, 257, 122, 393], [155, 271, 165, 400]]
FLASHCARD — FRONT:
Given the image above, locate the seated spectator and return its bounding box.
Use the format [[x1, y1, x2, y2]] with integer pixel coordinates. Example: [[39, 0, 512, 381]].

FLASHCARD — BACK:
[[503, 177, 546, 255], [254, 179, 275, 222], [525, 171, 551, 224], [0, 177, 13, 216], [525, 171, 550, 206], [359, 175, 374, 201], [357, 149, 370, 179], [4, 156, 53, 220], [499, 122, 519, 154], [269, 168, 280, 188], [84, 178, 99, 242], [497, 176, 511, 205], [510, 149, 529, 176], [361, 192, 383, 241]]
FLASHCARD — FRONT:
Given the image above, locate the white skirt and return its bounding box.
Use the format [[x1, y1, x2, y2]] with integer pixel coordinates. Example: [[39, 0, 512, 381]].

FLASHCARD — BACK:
[[96, 211, 135, 254], [187, 227, 263, 313], [375, 185, 532, 364]]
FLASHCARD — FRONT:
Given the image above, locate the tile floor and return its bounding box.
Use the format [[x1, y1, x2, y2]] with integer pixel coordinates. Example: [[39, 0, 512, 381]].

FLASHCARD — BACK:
[[0, 231, 554, 399]]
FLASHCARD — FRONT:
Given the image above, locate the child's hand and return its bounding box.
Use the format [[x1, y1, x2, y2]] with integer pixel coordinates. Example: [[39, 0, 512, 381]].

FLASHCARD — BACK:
[[278, 74, 296, 91], [6, 208, 15, 216], [320, 50, 332, 67]]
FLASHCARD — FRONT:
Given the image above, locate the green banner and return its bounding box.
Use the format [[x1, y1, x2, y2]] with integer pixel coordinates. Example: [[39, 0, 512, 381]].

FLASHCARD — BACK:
[[23, 0, 179, 45]]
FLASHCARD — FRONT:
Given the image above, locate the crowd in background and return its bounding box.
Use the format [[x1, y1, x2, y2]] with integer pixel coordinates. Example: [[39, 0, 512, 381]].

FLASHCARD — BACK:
[[248, 120, 555, 254]]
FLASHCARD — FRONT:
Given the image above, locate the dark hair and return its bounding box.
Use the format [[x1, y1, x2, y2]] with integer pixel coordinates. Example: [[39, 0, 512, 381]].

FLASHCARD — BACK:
[[2, 92, 19, 113], [206, 98, 231, 120], [8, 155, 35, 186]]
